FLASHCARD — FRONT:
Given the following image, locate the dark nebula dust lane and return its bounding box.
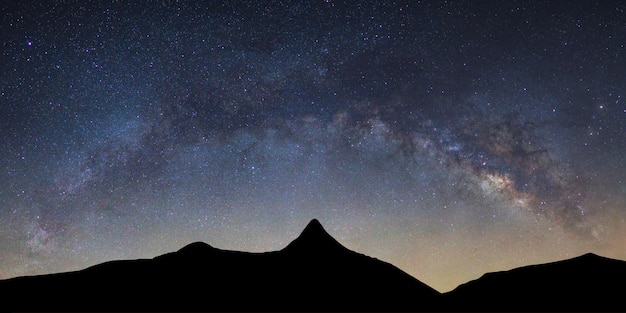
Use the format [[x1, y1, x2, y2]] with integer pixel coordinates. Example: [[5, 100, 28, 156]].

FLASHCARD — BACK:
[[1, 1, 625, 292]]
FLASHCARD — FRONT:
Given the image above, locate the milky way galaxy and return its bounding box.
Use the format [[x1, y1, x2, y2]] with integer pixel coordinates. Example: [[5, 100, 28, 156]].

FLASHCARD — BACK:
[[1, 1, 625, 292]]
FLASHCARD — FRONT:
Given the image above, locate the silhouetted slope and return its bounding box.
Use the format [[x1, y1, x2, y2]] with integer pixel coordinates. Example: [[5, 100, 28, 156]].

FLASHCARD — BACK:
[[0, 219, 440, 312], [4, 220, 626, 312], [444, 253, 626, 312], [277, 219, 442, 311]]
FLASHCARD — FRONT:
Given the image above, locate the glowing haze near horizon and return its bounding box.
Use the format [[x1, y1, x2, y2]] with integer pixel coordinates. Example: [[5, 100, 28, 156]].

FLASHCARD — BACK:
[[1, 1, 625, 292]]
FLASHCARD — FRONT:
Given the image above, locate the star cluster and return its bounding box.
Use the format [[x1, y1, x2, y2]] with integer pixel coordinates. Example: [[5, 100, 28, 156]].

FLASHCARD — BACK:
[[1, 1, 625, 292]]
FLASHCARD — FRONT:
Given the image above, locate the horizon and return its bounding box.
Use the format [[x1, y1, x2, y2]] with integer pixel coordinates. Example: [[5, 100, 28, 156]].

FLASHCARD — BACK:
[[0, 217, 620, 293], [1, 1, 625, 294]]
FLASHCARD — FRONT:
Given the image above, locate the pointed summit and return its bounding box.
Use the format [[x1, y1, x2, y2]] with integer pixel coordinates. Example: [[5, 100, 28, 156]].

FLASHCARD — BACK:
[[282, 219, 347, 254], [302, 218, 325, 234]]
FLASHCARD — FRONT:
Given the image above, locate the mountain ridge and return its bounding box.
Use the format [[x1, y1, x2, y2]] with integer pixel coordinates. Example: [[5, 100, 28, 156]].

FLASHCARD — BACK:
[[1, 219, 625, 312], [0, 219, 441, 312], [444, 250, 626, 312]]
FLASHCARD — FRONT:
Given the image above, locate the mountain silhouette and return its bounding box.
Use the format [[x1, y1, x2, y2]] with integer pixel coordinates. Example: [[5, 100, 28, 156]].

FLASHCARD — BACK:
[[2, 219, 626, 312], [443, 252, 626, 312], [0, 219, 441, 312]]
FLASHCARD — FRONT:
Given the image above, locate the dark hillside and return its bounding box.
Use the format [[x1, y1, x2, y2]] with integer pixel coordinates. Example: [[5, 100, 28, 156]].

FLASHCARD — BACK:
[[0, 219, 441, 312], [444, 253, 626, 312]]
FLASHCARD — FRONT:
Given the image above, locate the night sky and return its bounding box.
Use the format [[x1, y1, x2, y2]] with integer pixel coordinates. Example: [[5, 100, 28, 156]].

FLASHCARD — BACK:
[[1, 1, 625, 292]]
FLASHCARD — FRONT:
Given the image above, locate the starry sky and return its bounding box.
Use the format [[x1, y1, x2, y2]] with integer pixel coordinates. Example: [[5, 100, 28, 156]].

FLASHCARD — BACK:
[[1, 1, 625, 292]]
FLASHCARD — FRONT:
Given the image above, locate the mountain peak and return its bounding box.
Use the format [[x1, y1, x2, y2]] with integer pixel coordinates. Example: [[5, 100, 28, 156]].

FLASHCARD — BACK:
[[570, 252, 618, 265], [578, 252, 601, 259], [302, 218, 324, 233], [174, 241, 218, 258], [179, 241, 213, 251], [282, 219, 347, 254]]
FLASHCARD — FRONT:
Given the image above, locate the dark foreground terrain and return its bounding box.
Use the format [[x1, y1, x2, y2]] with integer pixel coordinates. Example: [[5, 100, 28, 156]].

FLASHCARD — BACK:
[[444, 251, 626, 312], [0, 219, 440, 312], [1, 219, 625, 312]]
